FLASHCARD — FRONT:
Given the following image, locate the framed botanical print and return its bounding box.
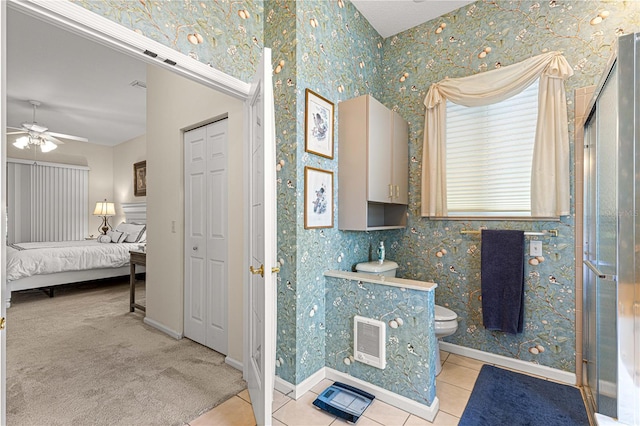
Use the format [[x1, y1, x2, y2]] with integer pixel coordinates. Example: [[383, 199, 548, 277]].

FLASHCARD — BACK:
[[304, 166, 334, 229], [305, 89, 334, 159]]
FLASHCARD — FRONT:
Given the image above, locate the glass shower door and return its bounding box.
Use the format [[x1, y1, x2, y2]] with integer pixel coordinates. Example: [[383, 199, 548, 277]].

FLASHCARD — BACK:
[[583, 118, 597, 413], [583, 63, 618, 419]]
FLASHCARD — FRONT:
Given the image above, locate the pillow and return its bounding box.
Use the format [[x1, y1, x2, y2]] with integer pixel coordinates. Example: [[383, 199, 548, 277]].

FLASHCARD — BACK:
[[114, 222, 146, 243], [138, 230, 147, 243], [106, 230, 127, 243], [97, 235, 111, 243]]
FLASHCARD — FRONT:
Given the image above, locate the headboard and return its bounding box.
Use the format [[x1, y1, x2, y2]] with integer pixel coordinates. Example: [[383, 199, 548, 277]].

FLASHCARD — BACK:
[[121, 202, 147, 224]]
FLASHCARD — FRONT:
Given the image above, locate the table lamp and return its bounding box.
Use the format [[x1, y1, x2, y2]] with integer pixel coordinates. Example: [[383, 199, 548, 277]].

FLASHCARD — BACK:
[[93, 199, 116, 235]]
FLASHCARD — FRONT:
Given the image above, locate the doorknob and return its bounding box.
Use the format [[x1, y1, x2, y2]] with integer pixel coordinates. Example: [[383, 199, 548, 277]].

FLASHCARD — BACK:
[[249, 264, 264, 277], [0, 317, 5, 330], [272, 266, 280, 274]]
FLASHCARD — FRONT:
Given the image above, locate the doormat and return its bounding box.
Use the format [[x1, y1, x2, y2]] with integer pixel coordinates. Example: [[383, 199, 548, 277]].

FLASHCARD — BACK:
[[459, 365, 589, 426]]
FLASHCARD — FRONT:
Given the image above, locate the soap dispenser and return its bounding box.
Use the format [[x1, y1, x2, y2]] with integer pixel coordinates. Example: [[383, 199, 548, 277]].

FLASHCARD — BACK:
[[377, 241, 385, 264]]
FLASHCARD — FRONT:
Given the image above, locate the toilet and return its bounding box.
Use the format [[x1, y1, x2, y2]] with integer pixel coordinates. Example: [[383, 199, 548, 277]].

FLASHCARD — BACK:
[[434, 304, 458, 375], [355, 260, 458, 376], [354, 260, 399, 277]]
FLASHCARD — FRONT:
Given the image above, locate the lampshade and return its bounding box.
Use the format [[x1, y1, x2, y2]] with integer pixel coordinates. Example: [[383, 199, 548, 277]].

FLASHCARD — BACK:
[[13, 136, 30, 149], [12, 135, 58, 152], [93, 200, 116, 216], [40, 139, 58, 152]]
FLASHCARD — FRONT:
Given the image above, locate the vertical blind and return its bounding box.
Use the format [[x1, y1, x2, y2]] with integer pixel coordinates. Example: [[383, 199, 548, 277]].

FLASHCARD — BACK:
[[445, 79, 539, 216], [7, 159, 89, 243]]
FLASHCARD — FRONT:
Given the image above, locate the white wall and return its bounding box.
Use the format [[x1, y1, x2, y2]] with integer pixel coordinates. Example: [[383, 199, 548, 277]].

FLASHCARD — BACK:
[[113, 134, 146, 225], [7, 135, 114, 238], [145, 65, 245, 362]]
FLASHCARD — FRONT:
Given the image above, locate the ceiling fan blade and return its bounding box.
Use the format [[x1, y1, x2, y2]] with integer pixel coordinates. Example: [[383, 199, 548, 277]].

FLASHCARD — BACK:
[[8, 126, 26, 131], [41, 133, 65, 145], [22, 122, 49, 133], [7, 131, 27, 135], [46, 131, 87, 143]]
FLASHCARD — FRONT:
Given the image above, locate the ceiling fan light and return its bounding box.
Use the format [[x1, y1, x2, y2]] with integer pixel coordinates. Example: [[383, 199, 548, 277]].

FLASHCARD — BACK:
[[40, 140, 58, 152], [13, 136, 30, 149]]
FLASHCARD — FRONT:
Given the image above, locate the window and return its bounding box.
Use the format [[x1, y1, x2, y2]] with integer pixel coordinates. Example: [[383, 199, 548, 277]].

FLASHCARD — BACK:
[[7, 159, 89, 242], [445, 79, 539, 217]]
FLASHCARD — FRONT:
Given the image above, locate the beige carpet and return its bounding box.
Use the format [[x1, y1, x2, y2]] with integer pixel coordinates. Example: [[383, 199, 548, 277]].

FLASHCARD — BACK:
[[6, 278, 246, 426]]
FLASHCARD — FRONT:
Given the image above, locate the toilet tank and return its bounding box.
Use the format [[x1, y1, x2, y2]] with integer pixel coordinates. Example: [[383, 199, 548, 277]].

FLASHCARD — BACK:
[[355, 260, 398, 277]]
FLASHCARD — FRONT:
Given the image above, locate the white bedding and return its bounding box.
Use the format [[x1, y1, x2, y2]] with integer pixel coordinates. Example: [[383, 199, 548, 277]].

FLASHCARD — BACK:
[[6, 240, 143, 282]]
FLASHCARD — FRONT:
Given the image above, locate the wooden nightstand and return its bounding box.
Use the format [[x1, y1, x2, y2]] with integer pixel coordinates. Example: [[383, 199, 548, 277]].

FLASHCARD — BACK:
[[129, 250, 146, 313]]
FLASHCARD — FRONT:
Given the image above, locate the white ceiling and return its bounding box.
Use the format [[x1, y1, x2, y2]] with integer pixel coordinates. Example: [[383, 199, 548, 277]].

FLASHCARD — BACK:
[[351, 0, 475, 38], [7, 7, 147, 147], [6, 2, 472, 147]]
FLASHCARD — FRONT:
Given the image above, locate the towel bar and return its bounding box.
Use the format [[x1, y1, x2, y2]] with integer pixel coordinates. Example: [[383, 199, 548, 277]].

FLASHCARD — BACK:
[[460, 229, 558, 237]]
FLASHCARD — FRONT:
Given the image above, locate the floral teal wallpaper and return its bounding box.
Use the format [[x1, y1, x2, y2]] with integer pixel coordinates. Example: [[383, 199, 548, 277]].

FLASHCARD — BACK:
[[264, 0, 300, 386], [266, 0, 401, 385], [325, 276, 437, 406], [70, 0, 640, 388], [72, 0, 264, 82], [288, 0, 388, 384], [380, 0, 640, 373]]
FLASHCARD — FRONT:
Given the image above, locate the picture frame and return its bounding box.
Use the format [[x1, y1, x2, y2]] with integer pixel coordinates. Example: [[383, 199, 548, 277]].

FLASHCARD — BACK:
[[304, 166, 334, 229], [305, 89, 334, 159], [133, 160, 147, 197]]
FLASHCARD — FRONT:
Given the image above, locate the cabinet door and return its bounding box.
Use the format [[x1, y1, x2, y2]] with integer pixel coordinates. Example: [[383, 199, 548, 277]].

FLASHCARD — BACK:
[[392, 112, 409, 205], [367, 96, 392, 203]]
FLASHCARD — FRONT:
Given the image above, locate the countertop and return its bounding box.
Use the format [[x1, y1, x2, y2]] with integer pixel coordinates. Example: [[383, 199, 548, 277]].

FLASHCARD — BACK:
[[324, 270, 437, 292]]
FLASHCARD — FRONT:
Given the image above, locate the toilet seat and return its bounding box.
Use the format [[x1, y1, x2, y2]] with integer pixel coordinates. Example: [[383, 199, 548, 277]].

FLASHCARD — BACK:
[[433, 305, 458, 377], [435, 305, 457, 321]]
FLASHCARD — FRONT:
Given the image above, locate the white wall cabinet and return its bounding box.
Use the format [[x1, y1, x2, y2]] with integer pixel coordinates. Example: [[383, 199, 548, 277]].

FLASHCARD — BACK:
[[338, 95, 408, 231]]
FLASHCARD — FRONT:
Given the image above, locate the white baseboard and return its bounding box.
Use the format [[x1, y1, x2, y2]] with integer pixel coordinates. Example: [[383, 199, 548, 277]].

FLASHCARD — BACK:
[[143, 318, 242, 372], [275, 368, 327, 400], [274, 375, 296, 396], [225, 356, 243, 371], [275, 368, 438, 422], [143, 317, 183, 340], [595, 413, 622, 426], [325, 368, 439, 422], [440, 342, 576, 385]]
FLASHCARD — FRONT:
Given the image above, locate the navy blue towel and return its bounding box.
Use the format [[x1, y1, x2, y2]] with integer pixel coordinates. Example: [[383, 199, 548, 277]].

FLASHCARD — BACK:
[[480, 230, 525, 334]]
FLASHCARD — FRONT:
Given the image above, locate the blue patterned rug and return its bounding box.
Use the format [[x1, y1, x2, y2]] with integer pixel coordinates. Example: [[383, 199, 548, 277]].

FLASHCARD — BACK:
[[459, 365, 590, 426]]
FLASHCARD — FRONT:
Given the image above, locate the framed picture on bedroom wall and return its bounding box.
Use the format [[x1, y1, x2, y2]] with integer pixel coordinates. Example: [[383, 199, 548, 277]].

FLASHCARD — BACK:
[[134, 160, 146, 197], [304, 166, 333, 229], [304, 89, 334, 159]]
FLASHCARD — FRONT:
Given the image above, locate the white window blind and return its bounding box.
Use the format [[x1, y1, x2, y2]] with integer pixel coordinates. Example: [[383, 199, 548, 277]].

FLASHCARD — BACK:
[[445, 79, 539, 216], [7, 159, 89, 243]]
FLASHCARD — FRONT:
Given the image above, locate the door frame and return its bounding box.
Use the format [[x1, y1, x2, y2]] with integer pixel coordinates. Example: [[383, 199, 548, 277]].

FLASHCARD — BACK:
[[7, 1, 250, 100], [1, 2, 7, 424], [1, 0, 273, 422]]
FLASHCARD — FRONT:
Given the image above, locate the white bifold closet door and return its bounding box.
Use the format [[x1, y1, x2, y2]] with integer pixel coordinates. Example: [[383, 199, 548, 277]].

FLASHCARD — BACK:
[[184, 119, 228, 355]]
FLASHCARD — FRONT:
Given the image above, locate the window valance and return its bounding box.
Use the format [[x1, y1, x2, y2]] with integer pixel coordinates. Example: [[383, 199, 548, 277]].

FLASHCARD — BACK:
[[421, 51, 573, 217]]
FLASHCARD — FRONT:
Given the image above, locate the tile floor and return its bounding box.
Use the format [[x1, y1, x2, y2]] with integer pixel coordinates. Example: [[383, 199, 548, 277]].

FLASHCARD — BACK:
[[189, 351, 484, 426]]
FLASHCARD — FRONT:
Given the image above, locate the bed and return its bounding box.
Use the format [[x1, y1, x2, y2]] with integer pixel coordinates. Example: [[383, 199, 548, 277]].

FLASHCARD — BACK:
[[5, 202, 146, 306]]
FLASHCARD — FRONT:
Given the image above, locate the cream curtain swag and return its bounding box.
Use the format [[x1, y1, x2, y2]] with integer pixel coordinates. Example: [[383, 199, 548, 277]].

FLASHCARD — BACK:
[[421, 51, 573, 217]]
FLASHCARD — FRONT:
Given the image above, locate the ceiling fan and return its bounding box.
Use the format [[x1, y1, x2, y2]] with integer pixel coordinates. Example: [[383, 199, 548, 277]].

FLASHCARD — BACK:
[[8, 100, 88, 152]]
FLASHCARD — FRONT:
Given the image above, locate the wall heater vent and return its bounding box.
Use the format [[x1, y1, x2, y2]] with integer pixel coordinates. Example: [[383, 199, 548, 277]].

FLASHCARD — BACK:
[[353, 315, 386, 369]]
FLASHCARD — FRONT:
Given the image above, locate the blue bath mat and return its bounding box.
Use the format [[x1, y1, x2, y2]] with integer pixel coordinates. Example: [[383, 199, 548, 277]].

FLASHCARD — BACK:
[[459, 365, 589, 426]]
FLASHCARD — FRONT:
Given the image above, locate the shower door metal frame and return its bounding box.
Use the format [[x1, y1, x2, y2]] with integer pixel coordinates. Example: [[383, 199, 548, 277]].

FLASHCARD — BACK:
[[582, 32, 640, 425], [614, 32, 639, 426]]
